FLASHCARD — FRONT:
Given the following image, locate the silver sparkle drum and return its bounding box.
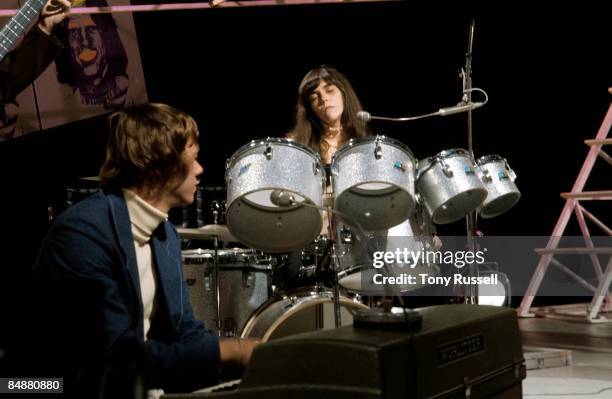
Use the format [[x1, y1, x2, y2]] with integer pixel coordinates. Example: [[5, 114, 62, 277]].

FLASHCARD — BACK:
[[225, 138, 326, 253], [476, 155, 520, 218], [331, 135, 417, 231], [240, 288, 368, 342], [416, 148, 487, 224], [182, 248, 272, 336], [335, 202, 440, 293]]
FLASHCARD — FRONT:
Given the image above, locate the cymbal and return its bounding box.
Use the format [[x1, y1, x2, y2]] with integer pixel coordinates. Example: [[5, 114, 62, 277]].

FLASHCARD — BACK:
[[176, 224, 236, 242], [79, 176, 100, 181]]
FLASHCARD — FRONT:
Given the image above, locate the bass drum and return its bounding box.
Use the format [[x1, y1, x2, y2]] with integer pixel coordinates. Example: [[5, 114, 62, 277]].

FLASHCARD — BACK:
[[241, 288, 368, 342]]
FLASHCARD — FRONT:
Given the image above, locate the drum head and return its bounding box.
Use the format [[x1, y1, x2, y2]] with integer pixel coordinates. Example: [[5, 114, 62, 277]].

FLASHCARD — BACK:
[[226, 194, 322, 253], [335, 185, 415, 231], [332, 135, 417, 231], [225, 138, 326, 253], [479, 191, 521, 219], [430, 188, 488, 224]]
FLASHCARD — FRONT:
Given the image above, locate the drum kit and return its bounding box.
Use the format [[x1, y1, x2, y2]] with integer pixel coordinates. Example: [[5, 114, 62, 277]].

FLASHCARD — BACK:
[[178, 134, 520, 341]]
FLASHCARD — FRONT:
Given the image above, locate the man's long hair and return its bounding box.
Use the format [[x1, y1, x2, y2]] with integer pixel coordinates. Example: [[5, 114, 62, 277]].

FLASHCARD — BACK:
[[99, 103, 199, 194]]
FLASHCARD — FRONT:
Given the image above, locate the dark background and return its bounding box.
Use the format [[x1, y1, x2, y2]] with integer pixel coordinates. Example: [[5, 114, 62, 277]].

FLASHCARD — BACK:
[[0, 0, 610, 356]]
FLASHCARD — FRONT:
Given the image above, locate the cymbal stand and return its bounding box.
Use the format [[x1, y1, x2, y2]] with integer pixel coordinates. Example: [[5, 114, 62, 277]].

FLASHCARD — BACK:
[[210, 200, 224, 334]]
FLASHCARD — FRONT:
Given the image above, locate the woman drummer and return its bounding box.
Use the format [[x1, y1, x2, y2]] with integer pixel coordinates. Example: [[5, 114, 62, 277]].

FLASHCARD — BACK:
[[288, 65, 372, 234], [287, 64, 370, 165], [276, 65, 371, 289], [280, 65, 441, 294]]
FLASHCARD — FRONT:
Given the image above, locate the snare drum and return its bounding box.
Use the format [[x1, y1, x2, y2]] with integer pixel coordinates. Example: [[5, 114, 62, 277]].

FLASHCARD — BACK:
[[476, 155, 520, 219], [182, 248, 272, 336], [331, 135, 417, 231], [416, 148, 487, 224], [241, 288, 368, 342], [225, 138, 326, 253]]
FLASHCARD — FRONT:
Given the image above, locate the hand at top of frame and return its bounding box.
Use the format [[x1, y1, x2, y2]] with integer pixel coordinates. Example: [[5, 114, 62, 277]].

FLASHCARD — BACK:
[[38, 0, 73, 36]]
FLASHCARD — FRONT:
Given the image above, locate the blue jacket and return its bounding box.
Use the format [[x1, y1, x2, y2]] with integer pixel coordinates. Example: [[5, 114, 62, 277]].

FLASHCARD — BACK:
[[34, 190, 220, 392]]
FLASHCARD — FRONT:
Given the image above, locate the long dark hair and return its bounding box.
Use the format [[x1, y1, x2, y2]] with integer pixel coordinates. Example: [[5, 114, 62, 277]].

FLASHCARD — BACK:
[[288, 65, 369, 152]]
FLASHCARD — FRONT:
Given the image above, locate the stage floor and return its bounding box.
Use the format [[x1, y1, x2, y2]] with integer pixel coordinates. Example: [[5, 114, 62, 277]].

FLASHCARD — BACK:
[[520, 311, 612, 399]]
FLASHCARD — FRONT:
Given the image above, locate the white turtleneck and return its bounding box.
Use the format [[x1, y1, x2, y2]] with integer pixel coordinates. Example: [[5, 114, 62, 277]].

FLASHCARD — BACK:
[[123, 188, 168, 340]]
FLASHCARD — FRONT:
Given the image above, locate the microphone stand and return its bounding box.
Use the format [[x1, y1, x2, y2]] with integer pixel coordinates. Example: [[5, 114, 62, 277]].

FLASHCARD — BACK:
[[460, 19, 479, 305]]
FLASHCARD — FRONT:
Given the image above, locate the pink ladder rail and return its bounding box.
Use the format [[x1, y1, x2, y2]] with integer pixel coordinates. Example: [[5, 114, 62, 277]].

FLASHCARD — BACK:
[[0, 0, 390, 17], [518, 96, 612, 318]]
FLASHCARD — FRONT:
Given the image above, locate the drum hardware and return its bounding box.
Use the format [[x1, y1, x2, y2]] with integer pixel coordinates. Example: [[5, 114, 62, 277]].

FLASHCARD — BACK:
[[329, 225, 342, 328], [298, 235, 331, 280], [210, 200, 227, 225], [315, 203, 374, 328], [339, 225, 354, 246], [213, 235, 221, 334]]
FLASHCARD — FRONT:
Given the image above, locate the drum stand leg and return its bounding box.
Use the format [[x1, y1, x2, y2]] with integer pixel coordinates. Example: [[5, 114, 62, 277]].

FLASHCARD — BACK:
[[327, 208, 342, 328], [213, 235, 222, 335], [330, 242, 342, 328], [464, 212, 479, 304]]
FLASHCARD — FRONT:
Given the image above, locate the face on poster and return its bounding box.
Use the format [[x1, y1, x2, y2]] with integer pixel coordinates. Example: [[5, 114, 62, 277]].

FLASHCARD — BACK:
[[12, 0, 148, 137]]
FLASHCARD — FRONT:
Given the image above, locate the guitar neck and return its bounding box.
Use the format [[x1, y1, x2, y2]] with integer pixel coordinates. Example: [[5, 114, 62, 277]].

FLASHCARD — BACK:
[[0, 0, 47, 60]]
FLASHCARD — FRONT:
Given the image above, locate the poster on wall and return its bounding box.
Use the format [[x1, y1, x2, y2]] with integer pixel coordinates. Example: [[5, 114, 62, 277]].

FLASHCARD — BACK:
[[0, 0, 40, 142], [3, 0, 148, 141], [34, 0, 148, 130]]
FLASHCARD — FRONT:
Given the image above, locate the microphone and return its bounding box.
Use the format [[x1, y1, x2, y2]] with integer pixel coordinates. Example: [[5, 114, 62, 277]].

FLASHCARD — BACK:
[[356, 88, 488, 123], [270, 190, 295, 207], [356, 102, 482, 122], [437, 101, 484, 116], [356, 111, 371, 122]]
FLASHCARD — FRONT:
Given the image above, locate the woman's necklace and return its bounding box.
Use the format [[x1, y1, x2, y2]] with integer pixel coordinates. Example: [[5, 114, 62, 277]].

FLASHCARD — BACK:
[[321, 126, 343, 145], [320, 127, 345, 163]]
